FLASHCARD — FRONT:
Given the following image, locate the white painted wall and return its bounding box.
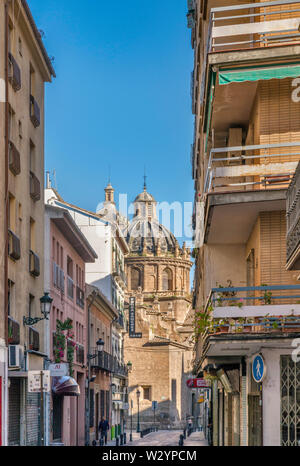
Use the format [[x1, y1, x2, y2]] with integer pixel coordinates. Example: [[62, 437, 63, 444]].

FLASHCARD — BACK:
[[247, 347, 294, 446], [45, 188, 125, 306]]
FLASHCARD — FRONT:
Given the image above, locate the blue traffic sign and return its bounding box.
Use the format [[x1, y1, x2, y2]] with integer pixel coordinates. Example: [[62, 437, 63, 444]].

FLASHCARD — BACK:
[[252, 354, 266, 383]]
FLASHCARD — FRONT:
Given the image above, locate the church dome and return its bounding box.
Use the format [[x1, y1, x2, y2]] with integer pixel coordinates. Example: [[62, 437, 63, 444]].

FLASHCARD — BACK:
[[134, 190, 156, 203], [126, 186, 178, 255], [126, 218, 178, 254]]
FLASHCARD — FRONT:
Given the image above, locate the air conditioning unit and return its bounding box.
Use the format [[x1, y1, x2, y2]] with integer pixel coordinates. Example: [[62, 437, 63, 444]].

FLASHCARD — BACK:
[[8, 345, 23, 368]]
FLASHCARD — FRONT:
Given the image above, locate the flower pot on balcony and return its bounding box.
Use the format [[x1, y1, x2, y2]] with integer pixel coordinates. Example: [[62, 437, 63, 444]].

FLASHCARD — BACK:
[[243, 325, 252, 333], [217, 326, 229, 333]]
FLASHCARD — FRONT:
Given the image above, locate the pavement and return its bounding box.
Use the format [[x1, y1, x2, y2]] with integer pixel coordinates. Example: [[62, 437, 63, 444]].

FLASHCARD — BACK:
[[103, 430, 208, 447]]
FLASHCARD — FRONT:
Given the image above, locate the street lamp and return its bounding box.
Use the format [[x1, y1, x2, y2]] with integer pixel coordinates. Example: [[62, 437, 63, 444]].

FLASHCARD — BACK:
[[130, 399, 133, 441], [127, 361, 132, 373], [136, 389, 140, 433], [23, 292, 53, 326]]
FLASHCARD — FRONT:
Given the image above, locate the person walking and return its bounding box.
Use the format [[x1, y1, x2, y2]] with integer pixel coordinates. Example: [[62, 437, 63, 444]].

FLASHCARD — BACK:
[[99, 417, 109, 445]]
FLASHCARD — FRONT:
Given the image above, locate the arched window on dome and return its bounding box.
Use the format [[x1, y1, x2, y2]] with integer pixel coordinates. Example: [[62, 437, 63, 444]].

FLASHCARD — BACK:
[[162, 268, 172, 291], [131, 267, 142, 291]]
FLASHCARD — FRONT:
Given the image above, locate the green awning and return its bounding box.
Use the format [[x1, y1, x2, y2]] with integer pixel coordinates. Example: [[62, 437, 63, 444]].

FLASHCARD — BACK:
[[219, 63, 300, 86], [204, 72, 216, 153]]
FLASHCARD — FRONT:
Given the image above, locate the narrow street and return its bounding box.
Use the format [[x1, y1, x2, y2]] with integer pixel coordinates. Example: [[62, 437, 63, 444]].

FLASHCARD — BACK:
[[106, 430, 208, 447]]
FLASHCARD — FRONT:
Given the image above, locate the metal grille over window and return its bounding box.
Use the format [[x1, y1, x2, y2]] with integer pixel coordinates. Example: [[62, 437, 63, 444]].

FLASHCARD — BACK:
[[281, 355, 300, 446]]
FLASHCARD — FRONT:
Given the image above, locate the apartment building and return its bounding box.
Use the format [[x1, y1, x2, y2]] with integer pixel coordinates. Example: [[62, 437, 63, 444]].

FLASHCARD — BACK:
[[188, 0, 300, 446], [0, 0, 55, 445], [44, 205, 97, 446], [45, 181, 130, 442]]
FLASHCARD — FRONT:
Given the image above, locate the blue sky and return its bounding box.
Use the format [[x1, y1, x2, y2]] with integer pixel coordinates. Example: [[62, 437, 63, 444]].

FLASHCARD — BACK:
[[28, 0, 194, 244]]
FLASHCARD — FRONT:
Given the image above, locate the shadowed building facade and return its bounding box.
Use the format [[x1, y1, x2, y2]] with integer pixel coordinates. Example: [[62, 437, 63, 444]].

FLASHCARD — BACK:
[[123, 186, 194, 430]]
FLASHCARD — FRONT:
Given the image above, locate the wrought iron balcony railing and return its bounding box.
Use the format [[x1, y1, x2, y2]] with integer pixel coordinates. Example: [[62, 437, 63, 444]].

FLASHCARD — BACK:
[[287, 161, 300, 264]]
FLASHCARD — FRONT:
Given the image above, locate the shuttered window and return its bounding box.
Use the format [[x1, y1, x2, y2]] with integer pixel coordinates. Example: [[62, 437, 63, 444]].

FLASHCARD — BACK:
[[260, 211, 299, 302], [8, 378, 21, 445], [258, 78, 300, 165]]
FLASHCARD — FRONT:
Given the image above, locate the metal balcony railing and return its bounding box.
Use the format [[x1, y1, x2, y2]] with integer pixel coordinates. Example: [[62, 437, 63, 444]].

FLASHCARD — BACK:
[[208, 0, 300, 53], [200, 285, 300, 337], [91, 350, 114, 372], [204, 141, 300, 194], [287, 162, 300, 263]]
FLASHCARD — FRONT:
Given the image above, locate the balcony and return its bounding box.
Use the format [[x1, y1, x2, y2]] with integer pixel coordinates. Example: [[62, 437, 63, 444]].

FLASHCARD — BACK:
[[29, 171, 41, 201], [204, 141, 300, 195], [8, 52, 21, 91], [91, 349, 114, 372], [9, 141, 21, 176], [8, 316, 20, 345], [8, 229, 21, 261], [67, 276, 74, 300], [76, 286, 85, 309], [286, 161, 300, 269], [208, 1, 300, 54], [29, 250, 40, 277], [198, 284, 300, 363], [30, 95, 40, 128], [29, 326, 40, 351], [53, 262, 65, 293], [113, 357, 128, 378]]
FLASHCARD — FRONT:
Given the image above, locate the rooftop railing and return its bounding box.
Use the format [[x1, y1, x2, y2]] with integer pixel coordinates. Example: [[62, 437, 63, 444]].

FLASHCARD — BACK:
[[204, 141, 300, 194], [208, 0, 300, 53]]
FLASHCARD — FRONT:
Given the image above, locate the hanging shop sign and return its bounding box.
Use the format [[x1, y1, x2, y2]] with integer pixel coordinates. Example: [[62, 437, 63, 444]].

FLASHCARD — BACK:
[[186, 378, 209, 388], [129, 297, 142, 338]]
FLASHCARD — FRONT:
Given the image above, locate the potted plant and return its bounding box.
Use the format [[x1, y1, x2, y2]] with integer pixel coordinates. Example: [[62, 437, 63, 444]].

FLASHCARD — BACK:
[[243, 317, 254, 333], [261, 284, 272, 305]]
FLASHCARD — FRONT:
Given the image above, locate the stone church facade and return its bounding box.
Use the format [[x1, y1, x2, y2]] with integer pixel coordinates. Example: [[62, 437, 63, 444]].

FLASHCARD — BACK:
[[123, 185, 194, 430]]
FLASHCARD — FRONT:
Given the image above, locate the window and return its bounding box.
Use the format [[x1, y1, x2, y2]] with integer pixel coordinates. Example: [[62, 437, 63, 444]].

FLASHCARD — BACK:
[[8, 280, 14, 316], [18, 120, 22, 139], [8, 194, 16, 232], [30, 218, 35, 252], [143, 386, 151, 401], [67, 256, 73, 278], [29, 294, 35, 318], [131, 268, 141, 291], [162, 268, 172, 291], [30, 64, 35, 98], [8, 105, 15, 142], [29, 140, 35, 172], [18, 37, 22, 57]]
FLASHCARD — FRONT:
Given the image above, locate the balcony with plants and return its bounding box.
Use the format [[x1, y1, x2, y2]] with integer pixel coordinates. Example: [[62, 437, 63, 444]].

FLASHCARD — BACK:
[[195, 284, 300, 344]]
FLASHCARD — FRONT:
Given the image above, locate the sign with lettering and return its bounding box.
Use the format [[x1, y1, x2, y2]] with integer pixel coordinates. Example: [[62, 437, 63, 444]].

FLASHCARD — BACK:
[[28, 371, 50, 393], [49, 363, 69, 377], [186, 378, 209, 388], [129, 297, 142, 338]]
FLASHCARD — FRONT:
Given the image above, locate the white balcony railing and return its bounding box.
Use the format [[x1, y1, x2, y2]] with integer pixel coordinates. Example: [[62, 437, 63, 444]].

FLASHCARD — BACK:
[[204, 141, 300, 194], [209, 0, 300, 53]]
